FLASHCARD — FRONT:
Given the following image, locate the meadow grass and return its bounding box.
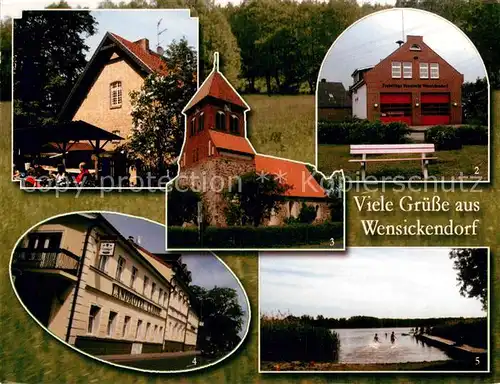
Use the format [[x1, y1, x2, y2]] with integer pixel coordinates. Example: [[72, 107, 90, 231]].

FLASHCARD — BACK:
[[1, 91, 500, 383], [318, 144, 489, 180]]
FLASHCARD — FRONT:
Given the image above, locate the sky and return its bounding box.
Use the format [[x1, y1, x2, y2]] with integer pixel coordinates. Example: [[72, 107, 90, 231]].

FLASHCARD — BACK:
[[102, 213, 250, 335], [260, 248, 486, 319], [319, 8, 486, 88], [2, 0, 397, 19]]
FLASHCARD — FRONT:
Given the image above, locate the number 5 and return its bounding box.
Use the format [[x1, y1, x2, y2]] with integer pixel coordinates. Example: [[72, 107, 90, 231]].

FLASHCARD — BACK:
[[475, 356, 480, 365]]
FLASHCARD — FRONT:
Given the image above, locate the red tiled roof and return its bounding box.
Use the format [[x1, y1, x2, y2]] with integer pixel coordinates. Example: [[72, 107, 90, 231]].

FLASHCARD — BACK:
[[48, 142, 94, 151], [110, 33, 169, 76], [255, 155, 326, 198], [184, 72, 247, 111], [209, 130, 255, 155]]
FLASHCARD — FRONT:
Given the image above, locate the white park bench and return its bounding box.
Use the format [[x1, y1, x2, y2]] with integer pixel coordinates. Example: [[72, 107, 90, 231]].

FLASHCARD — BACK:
[[349, 144, 437, 180]]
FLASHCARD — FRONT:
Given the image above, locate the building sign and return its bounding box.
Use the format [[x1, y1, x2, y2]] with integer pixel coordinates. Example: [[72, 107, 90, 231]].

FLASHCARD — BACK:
[[382, 83, 448, 89], [99, 241, 115, 257], [111, 283, 161, 316]]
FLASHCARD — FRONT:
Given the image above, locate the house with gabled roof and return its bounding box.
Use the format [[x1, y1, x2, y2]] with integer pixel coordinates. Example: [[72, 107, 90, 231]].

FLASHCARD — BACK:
[[317, 79, 352, 121], [58, 32, 170, 182], [175, 53, 331, 227], [349, 35, 463, 126]]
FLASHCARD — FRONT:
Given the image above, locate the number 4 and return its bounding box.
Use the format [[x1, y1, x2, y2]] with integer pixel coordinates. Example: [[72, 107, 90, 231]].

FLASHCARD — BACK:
[[192, 357, 197, 365]]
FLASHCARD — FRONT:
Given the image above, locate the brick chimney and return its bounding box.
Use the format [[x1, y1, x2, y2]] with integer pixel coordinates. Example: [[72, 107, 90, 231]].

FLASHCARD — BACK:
[[406, 35, 424, 43], [134, 38, 150, 51]]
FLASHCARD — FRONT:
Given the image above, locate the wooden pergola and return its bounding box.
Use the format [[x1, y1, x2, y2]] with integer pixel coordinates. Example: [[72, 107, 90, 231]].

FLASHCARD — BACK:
[[14, 120, 124, 178]]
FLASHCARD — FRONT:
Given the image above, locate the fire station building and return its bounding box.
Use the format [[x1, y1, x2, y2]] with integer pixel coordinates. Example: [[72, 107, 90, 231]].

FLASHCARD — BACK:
[[350, 35, 464, 126]]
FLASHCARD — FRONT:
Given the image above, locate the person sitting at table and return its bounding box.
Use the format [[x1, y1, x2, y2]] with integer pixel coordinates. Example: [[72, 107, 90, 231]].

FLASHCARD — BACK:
[[55, 164, 71, 187], [75, 162, 90, 185]]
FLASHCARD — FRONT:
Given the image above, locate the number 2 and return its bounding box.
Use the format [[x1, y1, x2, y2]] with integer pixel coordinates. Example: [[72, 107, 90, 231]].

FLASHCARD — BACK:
[[474, 166, 480, 175]]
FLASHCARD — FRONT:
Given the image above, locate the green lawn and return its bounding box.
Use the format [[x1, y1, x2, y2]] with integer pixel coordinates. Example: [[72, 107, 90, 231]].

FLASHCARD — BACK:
[[318, 144, 489, 181], [245, 94, 315, 164]]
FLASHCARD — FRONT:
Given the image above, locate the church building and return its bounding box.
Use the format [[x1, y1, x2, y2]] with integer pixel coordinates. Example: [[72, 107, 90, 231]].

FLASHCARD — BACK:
[[176, 53, 331, 227], [350, 35, 463, 126]]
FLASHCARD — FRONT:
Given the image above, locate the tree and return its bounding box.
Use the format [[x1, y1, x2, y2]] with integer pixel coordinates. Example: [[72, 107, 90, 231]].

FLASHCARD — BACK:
[[190, 285, 244, 354], [449, 248, 488, 311], [462, 78, 488, 125], [123, 38, 197, 179], [0, 18, 12, 101], [224, 171, 291, 226], [167, 187, 201, 226], [199, 7, 241, 84], [13, 11, 96, 127]]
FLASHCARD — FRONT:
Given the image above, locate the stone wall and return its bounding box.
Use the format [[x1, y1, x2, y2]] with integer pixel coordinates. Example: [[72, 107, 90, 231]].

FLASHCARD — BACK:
[[265, 199, 331, 226], [177, 157, 255, 227]]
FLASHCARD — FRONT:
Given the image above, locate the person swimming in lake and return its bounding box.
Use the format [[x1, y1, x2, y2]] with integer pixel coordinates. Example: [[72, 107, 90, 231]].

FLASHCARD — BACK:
[[390, 331, 396, 343], [374, 333, 379, 342]]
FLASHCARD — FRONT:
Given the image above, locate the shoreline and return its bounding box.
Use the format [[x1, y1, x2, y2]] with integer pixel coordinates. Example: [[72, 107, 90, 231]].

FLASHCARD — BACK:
[[261, 359, 485, 372]]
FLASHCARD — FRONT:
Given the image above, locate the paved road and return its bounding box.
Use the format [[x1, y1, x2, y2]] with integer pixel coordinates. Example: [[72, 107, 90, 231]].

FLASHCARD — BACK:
[[111, 354, 217, 371]]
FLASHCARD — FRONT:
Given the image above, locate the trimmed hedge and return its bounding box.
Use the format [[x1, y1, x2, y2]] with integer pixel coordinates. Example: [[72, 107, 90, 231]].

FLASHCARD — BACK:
[[425, 125, 488, 150], [167, 222, 342, 248], [318, 119, 411, 145], [456, 125, 488, 145], [425, 125, 462, 150], [261, 316, 340, 362]]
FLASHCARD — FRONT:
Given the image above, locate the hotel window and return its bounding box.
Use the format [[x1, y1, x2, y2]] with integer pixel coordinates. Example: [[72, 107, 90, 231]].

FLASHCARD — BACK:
[[97, 253, 108, 273], [198, 112, 205, 132], [112, 129, 121, 144], [230, 115, 239, 134], [151, 282, 156, 300], [143, 276, 149, 296], [164, 292, 168, 307], [115, 256, 125, 281], [154, 325, 158, 340], [145, 322, 151, 340], [159, 288, 163, 304], [88, 305, 100, 334], [27, 232, 62, 251], [110, 81, 122, 108], [159, 326, 163, 339], [130, 266, 138, 289], [122, 315, 131, 337], [403, 62, 412, 79], [430, 63, 440, 79], [420, 63, 429, 79], [135, 319, 142, 339], [216, 111, 226, 131], [107, 311, 117, 336], [391, 62, 402, 78], [190, 118, 196, 136], [410, 43, 422, 51]]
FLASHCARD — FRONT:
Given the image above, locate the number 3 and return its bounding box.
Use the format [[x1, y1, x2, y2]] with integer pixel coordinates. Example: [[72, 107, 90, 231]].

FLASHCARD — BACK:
[[330, 238, 335, 246]]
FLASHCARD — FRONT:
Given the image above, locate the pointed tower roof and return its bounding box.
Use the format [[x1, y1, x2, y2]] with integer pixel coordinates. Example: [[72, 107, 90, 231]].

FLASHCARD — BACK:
[[183, 52, 248, 112]]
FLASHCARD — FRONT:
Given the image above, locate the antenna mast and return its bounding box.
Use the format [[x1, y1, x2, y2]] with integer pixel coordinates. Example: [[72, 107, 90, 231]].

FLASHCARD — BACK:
[[156, 18, 168, 54]]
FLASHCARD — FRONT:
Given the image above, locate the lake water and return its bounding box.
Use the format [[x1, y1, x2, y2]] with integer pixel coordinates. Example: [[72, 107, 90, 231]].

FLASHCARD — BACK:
[[332, 328, 451, 364]]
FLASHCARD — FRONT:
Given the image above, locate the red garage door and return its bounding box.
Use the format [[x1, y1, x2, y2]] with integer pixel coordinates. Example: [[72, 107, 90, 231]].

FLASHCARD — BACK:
[[380, 93, 412, 125], [421, 93, 450, 125]]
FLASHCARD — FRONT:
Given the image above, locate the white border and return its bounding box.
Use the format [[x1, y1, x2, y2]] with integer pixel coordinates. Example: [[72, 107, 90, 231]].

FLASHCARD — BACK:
[[314, 8, 491, 184], [8, 210, 252, 374], [165, 52, 346, 252], [11, 8, 200, 191], [257, 246, 491, 374]]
